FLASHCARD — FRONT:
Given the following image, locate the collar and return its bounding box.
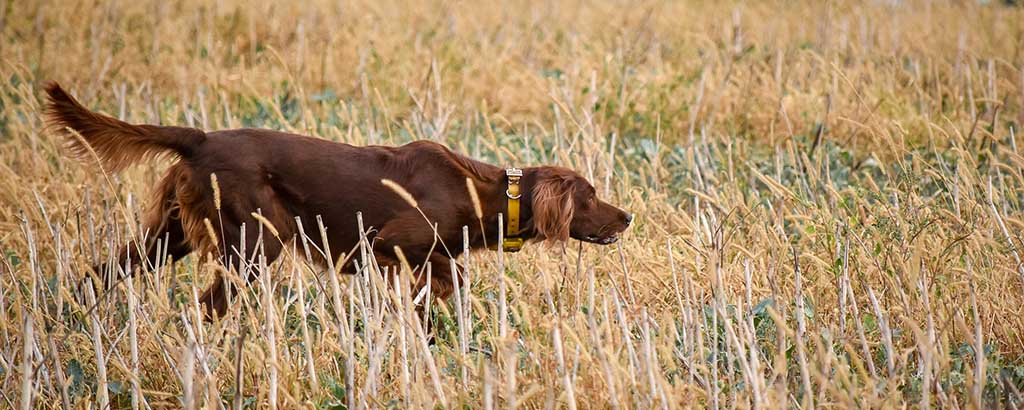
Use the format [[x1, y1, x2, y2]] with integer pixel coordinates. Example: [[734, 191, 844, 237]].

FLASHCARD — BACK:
[[503, 167, 524, 252]]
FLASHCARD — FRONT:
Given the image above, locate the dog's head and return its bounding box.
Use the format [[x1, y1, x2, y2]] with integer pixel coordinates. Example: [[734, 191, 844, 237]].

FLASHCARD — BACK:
[[530, 167, 632, 244]]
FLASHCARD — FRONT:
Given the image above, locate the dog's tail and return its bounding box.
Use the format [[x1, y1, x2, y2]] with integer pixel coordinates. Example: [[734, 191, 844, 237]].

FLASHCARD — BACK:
[[44, 82, 206, 172]]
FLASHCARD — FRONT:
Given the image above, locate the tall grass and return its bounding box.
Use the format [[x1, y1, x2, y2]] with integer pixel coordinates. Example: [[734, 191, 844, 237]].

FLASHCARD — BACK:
[[2, 0, 1024, 408]]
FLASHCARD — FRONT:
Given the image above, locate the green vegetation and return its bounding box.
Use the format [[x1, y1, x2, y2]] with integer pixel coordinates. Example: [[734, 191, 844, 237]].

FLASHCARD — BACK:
[[1, 0, 1023, 407]]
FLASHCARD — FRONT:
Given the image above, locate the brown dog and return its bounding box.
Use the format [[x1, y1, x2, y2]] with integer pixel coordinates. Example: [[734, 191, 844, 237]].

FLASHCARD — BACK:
[[45, 82, 632, 317]]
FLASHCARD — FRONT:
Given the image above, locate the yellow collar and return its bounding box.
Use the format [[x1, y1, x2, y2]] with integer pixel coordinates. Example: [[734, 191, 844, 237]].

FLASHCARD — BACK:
[[503, 168, 524, 252]]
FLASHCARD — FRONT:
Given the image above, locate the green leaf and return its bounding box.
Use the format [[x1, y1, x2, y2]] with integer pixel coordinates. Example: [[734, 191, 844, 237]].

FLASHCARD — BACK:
[[639, 138, 658, 160], [330, 382, 346, 401], [67, 359, 85, 395], [862, 313, 877, 332], [108, 380, 126, 395], [312, 89, 338, 102], [802, 298, 815, 319], [752, 298, 774, 316], [5, 249, 20, 268]]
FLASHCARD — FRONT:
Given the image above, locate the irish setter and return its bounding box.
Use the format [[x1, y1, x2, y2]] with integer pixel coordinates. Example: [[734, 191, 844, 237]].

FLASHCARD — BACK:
[[44, 82, 632, 318]]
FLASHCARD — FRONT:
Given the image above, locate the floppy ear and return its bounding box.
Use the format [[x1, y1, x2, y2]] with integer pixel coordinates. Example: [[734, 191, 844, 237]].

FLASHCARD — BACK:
[[531, 175, 574, 241]]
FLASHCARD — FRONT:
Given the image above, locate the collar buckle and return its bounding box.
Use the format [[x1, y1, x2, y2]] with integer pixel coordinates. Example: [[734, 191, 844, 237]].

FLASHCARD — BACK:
[[503, 237, 523, 252], [505, 168, 523, 199]]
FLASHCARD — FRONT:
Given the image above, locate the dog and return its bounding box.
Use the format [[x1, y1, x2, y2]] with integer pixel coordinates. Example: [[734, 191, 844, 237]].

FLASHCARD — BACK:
[[44, 82, 632, 318]]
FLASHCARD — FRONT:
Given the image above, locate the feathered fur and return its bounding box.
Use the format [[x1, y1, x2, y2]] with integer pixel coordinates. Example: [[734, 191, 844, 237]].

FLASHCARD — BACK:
[[531, 175, 575, 241], [44, 82, 206, 172]]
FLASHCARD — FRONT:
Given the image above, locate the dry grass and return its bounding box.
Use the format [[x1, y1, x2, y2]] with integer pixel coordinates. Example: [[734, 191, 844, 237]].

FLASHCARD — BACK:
[[2, 0, 1024, 408]]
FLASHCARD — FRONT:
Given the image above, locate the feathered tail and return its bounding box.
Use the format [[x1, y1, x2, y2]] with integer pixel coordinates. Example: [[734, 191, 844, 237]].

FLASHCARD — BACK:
[[44, 82, 206, 171]]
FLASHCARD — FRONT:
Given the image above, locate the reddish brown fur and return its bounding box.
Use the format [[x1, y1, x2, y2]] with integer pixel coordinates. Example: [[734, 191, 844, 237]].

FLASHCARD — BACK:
[[45, 82, 632, 319], [532, 174, 576, 241], [44, 83, 205, 172]]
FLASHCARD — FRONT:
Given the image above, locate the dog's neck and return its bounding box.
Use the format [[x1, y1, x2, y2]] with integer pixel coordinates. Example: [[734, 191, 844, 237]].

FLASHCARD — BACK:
[[471, 166, 542, 249]]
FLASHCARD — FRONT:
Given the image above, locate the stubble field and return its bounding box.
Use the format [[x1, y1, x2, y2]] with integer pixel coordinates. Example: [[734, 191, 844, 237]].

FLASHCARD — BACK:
[[2, 0, 1024, 408]]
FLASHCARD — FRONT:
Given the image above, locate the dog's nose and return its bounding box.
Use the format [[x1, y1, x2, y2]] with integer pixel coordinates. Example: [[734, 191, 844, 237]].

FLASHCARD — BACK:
[[624, 213, 634, 225]]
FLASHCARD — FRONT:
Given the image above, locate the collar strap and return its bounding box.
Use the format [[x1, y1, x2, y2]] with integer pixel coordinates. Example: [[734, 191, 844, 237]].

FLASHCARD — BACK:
[[503, 168, 524, 252]]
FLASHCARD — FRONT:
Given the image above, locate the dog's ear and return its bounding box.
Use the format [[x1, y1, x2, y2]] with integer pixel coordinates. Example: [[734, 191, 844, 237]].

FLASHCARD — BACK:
[[531, 174, 574, 241]]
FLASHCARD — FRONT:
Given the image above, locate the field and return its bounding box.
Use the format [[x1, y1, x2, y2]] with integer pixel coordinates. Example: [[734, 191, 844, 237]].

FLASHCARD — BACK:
[[3, 0, 1024, 408]]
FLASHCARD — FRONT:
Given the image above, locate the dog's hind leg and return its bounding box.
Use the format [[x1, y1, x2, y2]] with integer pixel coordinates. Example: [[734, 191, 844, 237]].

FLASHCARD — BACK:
[[93, 169, 193, 288]]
